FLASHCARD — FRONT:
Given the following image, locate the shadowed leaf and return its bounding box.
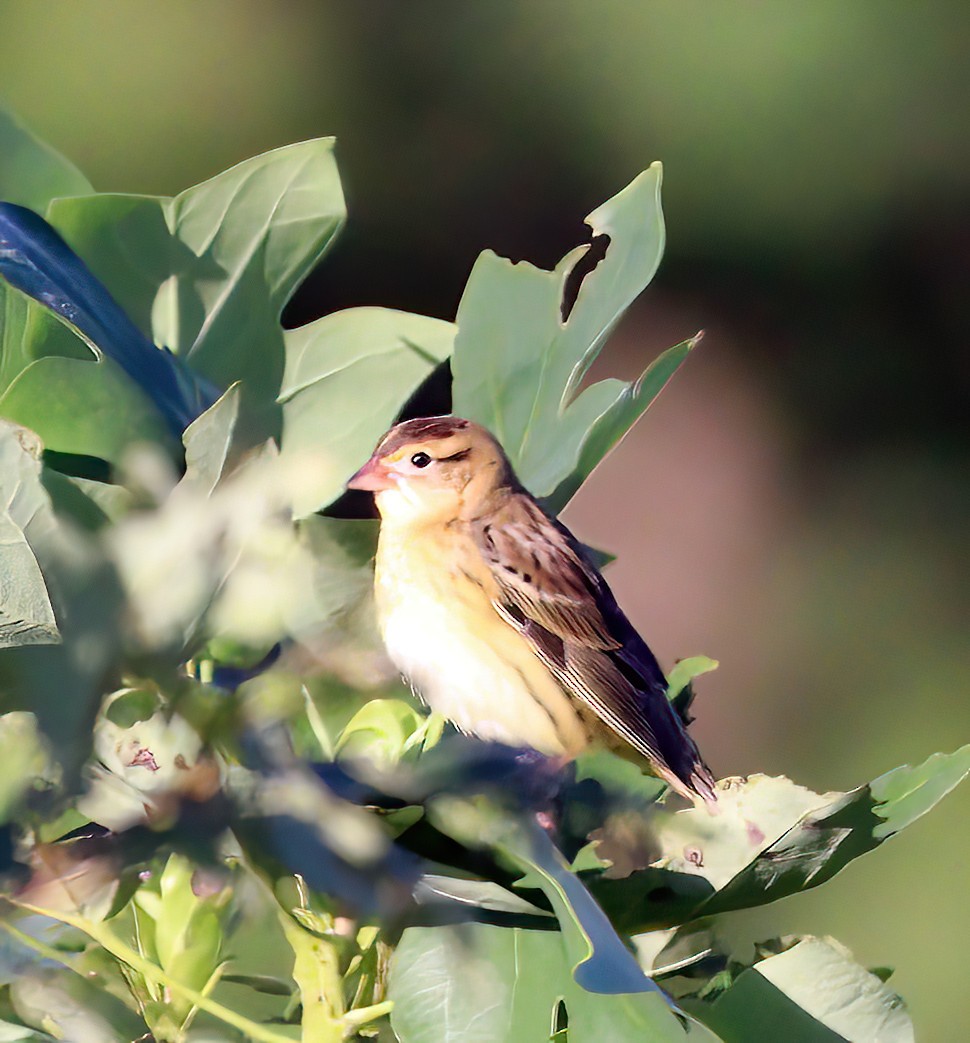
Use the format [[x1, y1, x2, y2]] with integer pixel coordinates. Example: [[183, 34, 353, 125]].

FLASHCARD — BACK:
[[278, 307, 455, 516]]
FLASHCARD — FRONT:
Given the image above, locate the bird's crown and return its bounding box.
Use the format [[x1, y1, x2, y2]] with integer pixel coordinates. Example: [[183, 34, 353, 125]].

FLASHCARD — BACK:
[[375, 415, 472, 460]]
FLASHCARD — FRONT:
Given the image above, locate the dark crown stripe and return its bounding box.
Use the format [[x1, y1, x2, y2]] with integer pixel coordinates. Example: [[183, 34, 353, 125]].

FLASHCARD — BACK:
[[377, 415, 470, 455]]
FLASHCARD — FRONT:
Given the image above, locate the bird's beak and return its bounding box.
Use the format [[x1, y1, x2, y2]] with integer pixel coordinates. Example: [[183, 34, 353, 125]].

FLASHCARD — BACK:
[[346, 456, 396, 492]]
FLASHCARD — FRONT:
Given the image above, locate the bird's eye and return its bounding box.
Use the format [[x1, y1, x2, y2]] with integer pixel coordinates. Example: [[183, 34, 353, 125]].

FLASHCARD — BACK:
[[410, 451, 432, 468]]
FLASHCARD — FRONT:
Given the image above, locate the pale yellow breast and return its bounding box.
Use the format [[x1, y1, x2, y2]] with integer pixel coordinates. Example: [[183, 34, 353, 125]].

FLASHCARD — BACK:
[[373, 520, 588, 757]]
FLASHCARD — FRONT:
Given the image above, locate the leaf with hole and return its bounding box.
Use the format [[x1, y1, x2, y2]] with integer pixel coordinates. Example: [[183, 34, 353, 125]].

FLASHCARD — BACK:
[[452, 164, 696, 511]]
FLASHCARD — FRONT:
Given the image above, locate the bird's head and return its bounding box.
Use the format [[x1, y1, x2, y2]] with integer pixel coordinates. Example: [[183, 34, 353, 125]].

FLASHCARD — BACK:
[[347, 415, 513, 523]]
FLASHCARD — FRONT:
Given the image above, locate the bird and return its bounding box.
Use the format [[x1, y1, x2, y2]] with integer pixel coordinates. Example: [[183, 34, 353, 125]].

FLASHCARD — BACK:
[[347, 415, 717, 805]]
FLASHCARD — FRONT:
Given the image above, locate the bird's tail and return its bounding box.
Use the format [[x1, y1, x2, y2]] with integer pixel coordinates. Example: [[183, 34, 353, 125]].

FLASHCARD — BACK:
[[648, 691, 719, 810]]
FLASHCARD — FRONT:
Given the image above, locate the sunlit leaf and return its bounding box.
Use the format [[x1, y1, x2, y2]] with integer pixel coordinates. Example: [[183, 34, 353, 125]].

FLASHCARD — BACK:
[[390, 922, 714, 1043], [685, 937, 913, 1043], [0, 203, 216, 439], [452, 164, 694, 510], [0, 108, 92, 213], [1, 138, 345, 461], [278, 913, 343, 1038], [0, 422, 59, 647], [179, 382, 243, 496], [336, 699, 425, 765], [0, 107, 93, 398], [428, 796, 666, 997], [666, 656, 719, 703], [591, 748, 970, 933]]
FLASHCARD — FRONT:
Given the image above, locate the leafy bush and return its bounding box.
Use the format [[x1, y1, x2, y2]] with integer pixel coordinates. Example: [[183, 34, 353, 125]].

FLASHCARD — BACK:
[[0, 106, 965, 1042]]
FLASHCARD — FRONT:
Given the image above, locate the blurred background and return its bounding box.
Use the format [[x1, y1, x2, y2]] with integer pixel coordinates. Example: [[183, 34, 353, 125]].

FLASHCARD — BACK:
[[2, 0, 967, 1034]]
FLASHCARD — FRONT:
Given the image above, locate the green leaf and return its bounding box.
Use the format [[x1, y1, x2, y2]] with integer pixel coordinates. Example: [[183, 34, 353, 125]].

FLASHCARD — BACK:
[[0, 108, 92, 214], [220, 973, 294, 997], [0, 713, 49, 823], [0, 1020, 55, 1042], [336, 699, 425, 765], [0, 355, 174, 467], [102, 686, 160, 729], [416, 874, 554, 918], [429, 797, 666, 997], [139, 855, 227, 1011], [666, 657, 719, 702], [179, 382, 243, 496], [390, 923, 715, 1043], [685, 937, 913, 1043], [43, 473, 134, 530], [0, 507, 123, 782], [452, 164, 694, 509], [7, 138, 345, 457], [0, 422, 58, 646], [0, 109, 93, 400], [278, 307, 455, 516], [869, 746, 970, 838], [11, 966, 147, 1043], [591, 747, 970, 932], [700, 747, 970, 918]]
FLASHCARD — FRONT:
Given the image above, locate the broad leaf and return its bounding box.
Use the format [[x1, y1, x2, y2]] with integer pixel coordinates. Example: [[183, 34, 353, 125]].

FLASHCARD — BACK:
[[41, 471, 134, 532], [0, 107, 92, 399], [428, 797, 667, 997], [2, 138, 345, 461], [452, 164, 695, 510], [0, 354, 173, 465], [11, 967, 147, 1043], [685, 937, 912, 1043], [390, 923, 717, 1043], [0, 713, 48, 824], [278, 306, 455, 516], [0, 510, 123, 781], [0, 108, 92, 212], [179, 382, 243, 497], [0, 421, 59, 646], [591, 748, 970, 933], [0, 203, 215, 438]]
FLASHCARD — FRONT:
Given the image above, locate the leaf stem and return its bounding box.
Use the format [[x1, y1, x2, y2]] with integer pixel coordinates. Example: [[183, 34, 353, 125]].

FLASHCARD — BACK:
[[4, 899, 296, 1043]]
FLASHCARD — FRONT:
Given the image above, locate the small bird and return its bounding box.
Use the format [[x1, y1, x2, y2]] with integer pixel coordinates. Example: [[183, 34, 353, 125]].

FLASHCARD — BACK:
[[347, 415, 717, 805]]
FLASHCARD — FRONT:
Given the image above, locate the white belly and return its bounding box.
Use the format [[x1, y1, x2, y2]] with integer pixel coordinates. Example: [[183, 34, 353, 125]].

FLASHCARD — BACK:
[[374, 530, 587, 756]]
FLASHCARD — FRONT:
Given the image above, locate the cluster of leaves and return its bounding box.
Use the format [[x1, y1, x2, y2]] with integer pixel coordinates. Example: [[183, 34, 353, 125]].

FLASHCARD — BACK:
[[0, 107, 965, 1041]]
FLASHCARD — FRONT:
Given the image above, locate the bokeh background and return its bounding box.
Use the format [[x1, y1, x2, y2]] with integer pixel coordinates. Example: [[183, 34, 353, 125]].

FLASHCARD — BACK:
[[2, 1, 968, 1035]]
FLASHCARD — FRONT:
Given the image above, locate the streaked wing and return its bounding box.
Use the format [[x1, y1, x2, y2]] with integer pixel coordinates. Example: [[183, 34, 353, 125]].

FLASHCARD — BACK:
[[473, 494, 618, 648], [472, 491, 716, 802]]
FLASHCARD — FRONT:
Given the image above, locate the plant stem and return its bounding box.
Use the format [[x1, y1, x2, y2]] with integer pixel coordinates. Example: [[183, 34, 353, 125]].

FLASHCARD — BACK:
[[279, 911, 345, 1042], [4, 899, 296, 1043]]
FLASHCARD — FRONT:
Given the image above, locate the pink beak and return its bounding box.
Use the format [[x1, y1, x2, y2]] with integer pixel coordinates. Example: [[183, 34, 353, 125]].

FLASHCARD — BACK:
[[346, 456, 396, 492]]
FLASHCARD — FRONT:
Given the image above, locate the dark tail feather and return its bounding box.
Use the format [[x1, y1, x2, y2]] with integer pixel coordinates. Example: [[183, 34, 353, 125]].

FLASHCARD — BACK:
[[652, 695, 718, 808]]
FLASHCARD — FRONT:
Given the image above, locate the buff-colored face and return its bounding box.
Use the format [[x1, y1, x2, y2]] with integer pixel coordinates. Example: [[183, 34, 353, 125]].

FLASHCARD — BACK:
[[347, 416, 512, 523]]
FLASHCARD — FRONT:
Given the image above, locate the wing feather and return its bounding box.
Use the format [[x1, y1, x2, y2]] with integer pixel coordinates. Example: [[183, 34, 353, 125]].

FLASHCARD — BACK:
[[473, 492, 716, 803]]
